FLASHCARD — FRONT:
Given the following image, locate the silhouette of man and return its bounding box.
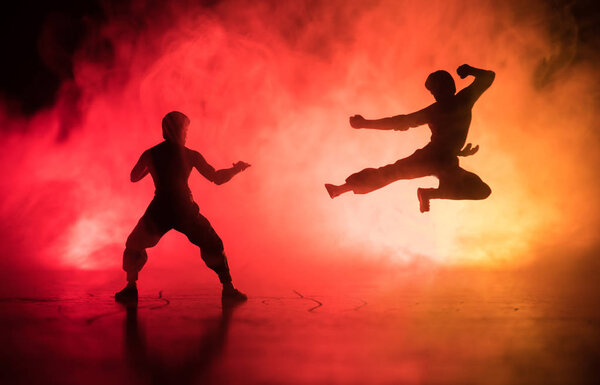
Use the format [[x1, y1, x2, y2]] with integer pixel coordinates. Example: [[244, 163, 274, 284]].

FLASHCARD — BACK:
[[325, 64, 495, 212], [115, 111, 250, 302]]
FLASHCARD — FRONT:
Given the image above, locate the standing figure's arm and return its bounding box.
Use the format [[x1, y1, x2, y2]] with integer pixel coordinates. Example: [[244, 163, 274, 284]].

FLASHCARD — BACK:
[[349, 107, 429, 131], [130, 151, 151, 182], [192, 151, 250, 185], [456, 64, 495, 105]]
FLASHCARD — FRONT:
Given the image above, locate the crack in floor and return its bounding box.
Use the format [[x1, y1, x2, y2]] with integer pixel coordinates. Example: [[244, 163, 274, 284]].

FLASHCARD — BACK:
[[293, 290, 323, 312], [150, 290, 171, 310], [352, 298, 368, 311]]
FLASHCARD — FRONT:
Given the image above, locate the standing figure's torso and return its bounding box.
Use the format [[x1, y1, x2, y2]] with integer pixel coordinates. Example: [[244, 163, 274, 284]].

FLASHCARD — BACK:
[[147, 142, 196, 200]]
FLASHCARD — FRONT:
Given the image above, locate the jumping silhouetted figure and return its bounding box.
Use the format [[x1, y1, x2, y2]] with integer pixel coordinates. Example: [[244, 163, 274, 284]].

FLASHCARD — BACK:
[[115, 111, 250, 303], [325, 64, 495, 212]]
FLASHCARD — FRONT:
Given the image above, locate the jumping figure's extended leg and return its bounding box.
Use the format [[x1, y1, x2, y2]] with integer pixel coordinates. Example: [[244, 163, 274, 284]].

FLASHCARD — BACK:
[[324, 183, 352, 198], [328, 149, 433, 198]]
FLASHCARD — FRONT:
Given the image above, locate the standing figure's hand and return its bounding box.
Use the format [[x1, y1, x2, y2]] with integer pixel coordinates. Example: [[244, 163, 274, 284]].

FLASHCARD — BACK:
[[349, 114, 366, 128], [233, 161, 251, 172], [456, 64, 472, 79]]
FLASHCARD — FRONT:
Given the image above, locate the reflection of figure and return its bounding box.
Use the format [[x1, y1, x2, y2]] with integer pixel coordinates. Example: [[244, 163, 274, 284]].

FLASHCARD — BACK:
[[116, 111, 249, 302], [325, 64, 495, 212], [123, 301, 239, 384]]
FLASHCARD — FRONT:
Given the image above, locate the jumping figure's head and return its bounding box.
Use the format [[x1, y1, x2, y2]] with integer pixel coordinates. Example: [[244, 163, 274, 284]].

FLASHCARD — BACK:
[[162, 111, 190, 145], [425, 70, 456, 102]]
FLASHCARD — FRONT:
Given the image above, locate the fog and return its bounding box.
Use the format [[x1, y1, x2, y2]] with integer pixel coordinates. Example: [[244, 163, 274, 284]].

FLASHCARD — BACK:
[[1, 0, 598, 284]]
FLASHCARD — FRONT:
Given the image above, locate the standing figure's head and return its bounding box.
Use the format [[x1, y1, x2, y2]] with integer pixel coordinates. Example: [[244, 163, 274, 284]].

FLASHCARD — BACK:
[[425, 70, 456, 102], [162, 111, 190, 145]]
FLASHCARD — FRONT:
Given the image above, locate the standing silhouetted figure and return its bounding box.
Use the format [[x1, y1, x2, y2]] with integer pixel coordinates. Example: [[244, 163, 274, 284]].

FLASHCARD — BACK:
[[115, 111, 250, 303], [325, 64, 494, 212]]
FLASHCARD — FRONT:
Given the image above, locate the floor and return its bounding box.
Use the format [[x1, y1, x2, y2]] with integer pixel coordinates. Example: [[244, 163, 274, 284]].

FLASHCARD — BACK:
[[0, 267, 599, 385]]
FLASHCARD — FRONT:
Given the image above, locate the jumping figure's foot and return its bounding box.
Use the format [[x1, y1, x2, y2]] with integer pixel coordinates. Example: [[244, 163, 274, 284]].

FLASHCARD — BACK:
[[115, 285, 138, 303], [222, 286, 248, 304], [325, 183, 345, 199], [417, 188, 430, 213]]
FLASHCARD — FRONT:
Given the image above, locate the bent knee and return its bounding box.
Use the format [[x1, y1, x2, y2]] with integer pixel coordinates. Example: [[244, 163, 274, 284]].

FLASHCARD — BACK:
[[126, 231, 161, 250], [478, 183, 492, 199], [125, 235, 143, 251], [201, 249, 226, 268], [123, 249, 147, 272], [189, 230, 224, 254]]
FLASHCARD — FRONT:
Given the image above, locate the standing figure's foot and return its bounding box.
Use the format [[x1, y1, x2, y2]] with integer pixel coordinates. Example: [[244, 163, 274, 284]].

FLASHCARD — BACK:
[[325, 183, 345, 199], [417, 188, 430, 213], [115, 285, 138, 303], [222, 286, 248, 304]]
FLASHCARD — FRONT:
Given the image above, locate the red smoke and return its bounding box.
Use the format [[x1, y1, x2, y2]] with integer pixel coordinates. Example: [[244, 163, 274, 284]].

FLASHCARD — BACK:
[[1, 0, 599, 282]]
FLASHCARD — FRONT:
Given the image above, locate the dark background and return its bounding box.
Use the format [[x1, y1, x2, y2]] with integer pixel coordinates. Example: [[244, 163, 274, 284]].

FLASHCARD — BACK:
[[1, 0, 599, 120]]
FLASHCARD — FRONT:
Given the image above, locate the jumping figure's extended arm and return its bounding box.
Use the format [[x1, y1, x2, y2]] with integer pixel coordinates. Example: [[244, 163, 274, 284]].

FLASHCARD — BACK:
[[349, 108, 428, 131], [130, 151, 150, 182], [456, 64, 495, 105], [192, 151, 250, 185]]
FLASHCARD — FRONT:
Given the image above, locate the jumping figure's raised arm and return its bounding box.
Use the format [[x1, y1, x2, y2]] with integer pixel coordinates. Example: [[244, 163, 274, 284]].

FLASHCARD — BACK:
[[130, 150, 151, 182], [192, 151, 250, 185], [349, 107, 429, 131], [456, 64, 495, 106]]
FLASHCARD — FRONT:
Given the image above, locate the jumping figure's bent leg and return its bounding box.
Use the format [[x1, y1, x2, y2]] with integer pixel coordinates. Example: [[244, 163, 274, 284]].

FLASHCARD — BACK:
[[417, 188, 434, 213], [425, 167, 491, 210]]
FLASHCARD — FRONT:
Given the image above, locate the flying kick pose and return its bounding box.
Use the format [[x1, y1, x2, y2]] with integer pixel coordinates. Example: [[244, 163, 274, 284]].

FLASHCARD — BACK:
[[325, 64, 495, 212]]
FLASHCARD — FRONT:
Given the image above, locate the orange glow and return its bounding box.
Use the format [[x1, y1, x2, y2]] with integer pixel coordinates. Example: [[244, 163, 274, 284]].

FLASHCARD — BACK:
[[0, 0, 598, 274]]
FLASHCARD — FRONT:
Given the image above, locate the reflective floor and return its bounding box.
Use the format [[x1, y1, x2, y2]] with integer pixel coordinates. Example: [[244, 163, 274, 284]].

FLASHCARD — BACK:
[[1, 267, 599, 385]]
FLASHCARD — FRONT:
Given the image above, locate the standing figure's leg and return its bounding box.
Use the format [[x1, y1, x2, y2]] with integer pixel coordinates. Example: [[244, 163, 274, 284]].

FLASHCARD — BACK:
[[418, 166, 491, 212], [176, 205, 247, 302], [326, 150, 433, 198], [116, 216, 166, 302]]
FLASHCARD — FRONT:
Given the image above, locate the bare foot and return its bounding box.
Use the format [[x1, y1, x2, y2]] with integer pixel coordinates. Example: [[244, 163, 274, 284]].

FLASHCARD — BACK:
[[417, 188, 430, 213], [325, 184, 343, 199]]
